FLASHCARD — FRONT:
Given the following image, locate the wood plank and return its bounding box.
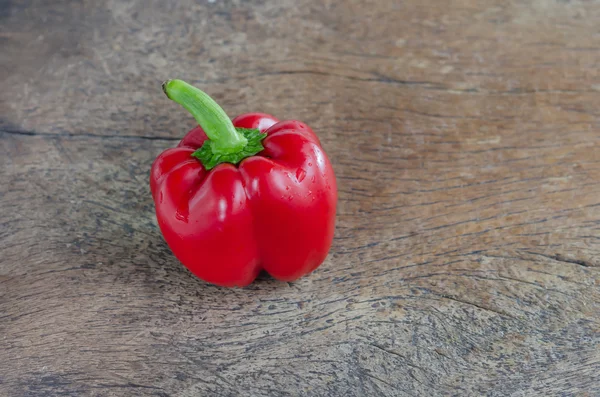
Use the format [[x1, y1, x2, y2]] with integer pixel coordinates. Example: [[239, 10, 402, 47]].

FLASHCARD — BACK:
[[1, 0, 600, 395]]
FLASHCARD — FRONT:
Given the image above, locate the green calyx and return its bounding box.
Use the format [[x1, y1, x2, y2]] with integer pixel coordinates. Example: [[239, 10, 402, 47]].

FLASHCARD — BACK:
[[162, 79, 266, 170], [191, 127, 266, 170]]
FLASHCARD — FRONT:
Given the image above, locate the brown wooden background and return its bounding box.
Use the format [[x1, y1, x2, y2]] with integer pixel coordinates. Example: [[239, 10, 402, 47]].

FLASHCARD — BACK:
[[1, 1, 600, 396]]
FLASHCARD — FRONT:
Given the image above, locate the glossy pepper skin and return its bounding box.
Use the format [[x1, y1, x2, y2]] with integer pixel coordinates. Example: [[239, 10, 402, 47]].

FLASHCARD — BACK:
[[150, 80, 337, 287]]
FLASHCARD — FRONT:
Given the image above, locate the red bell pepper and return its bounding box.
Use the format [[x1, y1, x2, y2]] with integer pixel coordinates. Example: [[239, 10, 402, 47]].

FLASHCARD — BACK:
[[150, 80, 337, 287]]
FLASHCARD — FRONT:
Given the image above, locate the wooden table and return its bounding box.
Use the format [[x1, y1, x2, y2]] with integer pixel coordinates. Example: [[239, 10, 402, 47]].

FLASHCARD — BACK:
[[2, 1, 599, 396]]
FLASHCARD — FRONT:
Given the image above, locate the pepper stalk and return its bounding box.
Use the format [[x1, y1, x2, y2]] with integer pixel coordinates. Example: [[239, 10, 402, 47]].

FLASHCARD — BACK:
[[162, 79, 266, 170]]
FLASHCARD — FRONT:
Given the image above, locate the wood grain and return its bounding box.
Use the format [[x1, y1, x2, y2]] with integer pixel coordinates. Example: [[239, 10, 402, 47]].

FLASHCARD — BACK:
[[1, 0, 600, 396]]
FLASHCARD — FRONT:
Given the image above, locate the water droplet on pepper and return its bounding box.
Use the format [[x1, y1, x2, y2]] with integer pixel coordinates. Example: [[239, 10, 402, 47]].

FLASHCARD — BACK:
[[296, 168, 306, 182]]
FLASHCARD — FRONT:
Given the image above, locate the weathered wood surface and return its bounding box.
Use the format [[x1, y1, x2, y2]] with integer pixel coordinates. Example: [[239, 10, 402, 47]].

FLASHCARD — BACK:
[[2, 0, 600, 396]]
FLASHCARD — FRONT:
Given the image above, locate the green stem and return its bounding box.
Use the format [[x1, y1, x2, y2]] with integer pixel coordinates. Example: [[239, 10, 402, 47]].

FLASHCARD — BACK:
[[162, 79, 247, 154]]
